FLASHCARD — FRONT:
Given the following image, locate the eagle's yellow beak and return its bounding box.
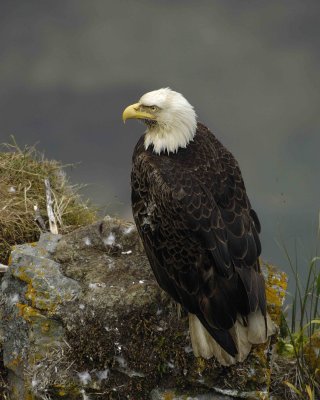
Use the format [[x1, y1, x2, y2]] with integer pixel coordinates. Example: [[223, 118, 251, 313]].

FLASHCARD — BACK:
[[122, 103, 156, 123]]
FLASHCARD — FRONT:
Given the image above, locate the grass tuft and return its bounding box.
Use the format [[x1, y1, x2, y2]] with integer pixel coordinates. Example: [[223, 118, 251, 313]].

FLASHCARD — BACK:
[[0, 139, 97, 264], [271, 217, 320, 399]]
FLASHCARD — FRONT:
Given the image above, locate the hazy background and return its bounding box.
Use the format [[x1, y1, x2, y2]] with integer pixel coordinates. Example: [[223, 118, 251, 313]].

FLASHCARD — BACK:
[[0, 0, 319, 288]]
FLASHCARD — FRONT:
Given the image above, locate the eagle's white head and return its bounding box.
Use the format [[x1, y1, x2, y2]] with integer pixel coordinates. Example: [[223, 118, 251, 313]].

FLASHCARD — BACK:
[[122, 88, 197, 154]]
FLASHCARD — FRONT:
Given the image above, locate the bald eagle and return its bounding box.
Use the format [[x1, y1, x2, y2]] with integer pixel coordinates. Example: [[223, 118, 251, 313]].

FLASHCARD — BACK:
[[123, 88, 275, 366]]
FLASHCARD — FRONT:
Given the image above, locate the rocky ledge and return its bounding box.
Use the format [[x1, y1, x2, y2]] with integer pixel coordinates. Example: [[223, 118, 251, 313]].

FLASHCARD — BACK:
[[0, 217, 287, 399]]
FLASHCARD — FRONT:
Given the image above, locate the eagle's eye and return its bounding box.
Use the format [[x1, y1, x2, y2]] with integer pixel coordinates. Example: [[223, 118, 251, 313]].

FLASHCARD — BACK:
[[150, 106, 157, 112]]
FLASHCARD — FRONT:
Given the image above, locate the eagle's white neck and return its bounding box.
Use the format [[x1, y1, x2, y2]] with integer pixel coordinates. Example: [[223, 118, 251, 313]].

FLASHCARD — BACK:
[[142, 88, 197, 155], [144, 120, 197, 155]]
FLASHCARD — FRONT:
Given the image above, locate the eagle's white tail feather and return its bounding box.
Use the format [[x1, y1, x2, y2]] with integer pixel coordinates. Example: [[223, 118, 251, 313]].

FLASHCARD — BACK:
[[189, 311, 276, 366], [230, 320, 251, 362], [247, 310, 276, 344], [189, 314, 235, 366], [189, 313, 213, 359]]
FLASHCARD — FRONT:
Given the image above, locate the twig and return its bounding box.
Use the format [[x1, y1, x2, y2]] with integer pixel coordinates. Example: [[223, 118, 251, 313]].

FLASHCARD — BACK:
[[44, 178, 58, 234], [24, 180, 32, 212], [33, 204, 47, 232], [0, 264, 8, 273]]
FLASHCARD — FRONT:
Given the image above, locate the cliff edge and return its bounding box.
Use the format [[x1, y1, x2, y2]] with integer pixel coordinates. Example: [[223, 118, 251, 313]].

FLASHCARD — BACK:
[[0, 217, 287, 400]]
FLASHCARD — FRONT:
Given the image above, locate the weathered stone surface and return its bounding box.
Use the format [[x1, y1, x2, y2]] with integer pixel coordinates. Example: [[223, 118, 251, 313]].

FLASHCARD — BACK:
[[150, 389, 234, 399], [0, 217, 287, 399]]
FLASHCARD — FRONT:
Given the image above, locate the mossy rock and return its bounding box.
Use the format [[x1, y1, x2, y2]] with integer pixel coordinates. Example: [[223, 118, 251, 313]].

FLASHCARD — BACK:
[[0, 217, 287, 399]]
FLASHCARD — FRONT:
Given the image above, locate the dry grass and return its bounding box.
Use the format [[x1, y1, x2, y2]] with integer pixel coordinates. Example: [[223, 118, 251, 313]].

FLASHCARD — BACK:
[[0, 140, 97, 264], [270, 355, 314, 400]]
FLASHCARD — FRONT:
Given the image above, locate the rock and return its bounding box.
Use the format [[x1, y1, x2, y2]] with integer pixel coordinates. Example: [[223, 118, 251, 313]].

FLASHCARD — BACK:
[[150, 388, 234, 399], [0, 217, 287, 399]]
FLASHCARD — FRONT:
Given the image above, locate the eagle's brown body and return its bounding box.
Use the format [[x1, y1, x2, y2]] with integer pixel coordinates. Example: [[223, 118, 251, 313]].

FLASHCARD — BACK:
[[131, 122, 267, 357]]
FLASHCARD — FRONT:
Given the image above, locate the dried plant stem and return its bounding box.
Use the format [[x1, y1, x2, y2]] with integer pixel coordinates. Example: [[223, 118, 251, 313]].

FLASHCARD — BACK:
[[0, 264, 8, 272], [44, 178, 58, 235], [33, 204, 47, 232]]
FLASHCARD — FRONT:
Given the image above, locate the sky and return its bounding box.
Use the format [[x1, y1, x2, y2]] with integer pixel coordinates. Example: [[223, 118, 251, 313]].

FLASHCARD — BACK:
[[0, 0, 319, 286]]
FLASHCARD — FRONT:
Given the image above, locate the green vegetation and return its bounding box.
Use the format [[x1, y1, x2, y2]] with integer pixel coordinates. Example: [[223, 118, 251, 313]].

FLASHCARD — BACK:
[[272, 223, 320, 400], [0, 139, 97, 264]]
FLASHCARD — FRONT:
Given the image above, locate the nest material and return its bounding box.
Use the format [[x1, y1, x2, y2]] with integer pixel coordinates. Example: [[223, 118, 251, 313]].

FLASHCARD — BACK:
[[0, 140, 97, 264]]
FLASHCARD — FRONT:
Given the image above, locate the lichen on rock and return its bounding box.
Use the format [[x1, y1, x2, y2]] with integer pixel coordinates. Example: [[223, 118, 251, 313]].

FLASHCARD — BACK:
[[0, 217, 287, 399]]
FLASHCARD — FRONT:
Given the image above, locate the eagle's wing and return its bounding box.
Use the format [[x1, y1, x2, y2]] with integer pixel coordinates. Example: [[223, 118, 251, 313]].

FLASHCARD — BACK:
[[131, 147, 266, 355], [182, 151, 266, 326], [212, 148, 266, 316]]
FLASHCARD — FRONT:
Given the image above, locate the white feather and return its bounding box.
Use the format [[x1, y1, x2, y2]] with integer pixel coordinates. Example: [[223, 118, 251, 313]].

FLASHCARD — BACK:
[[140, 88, 197, 155], [247, 310, 276, 344], [189, 311, 276, 366]]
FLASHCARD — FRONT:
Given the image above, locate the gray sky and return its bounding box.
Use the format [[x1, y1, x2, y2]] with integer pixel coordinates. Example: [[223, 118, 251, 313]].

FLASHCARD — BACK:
[[0, 0, 319, 284]]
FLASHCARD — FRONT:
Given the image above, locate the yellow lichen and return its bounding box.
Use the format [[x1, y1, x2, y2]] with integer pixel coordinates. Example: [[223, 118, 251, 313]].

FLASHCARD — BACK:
[[264, 262, 287, 325], [16, 303, 43, 322], [6, 356, 22, 369], [256, 392, 269, 400], [51, 384, 81, 398], [25, 283, 37, 307], [14, 267, 32, 284], [14, 266, 59, 312], [163, 392, 175, 400], [195, 357, 206, 375], [41, 321, 51, 333], [266, 286, 283, 307]]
